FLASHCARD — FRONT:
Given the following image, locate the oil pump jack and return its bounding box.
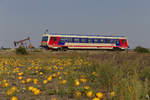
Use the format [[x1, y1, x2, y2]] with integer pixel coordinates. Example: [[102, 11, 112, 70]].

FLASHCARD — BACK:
[[14, 37, 34, 48]]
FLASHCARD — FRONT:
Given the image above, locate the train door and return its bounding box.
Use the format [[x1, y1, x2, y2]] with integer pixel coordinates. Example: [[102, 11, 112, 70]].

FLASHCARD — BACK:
[[115, 39, 120, 47]]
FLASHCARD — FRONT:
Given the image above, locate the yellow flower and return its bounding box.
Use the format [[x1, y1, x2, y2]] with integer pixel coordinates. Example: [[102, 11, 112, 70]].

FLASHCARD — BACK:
[[43, 80, 48, 84], [96, 92, 103, 98], [57, 72, 61, 76], [58, 76, 62, 80], [75, 91, 81, 98], [11, 86, 17, 91], [47, 76, 52, 81], [4, 82, 9, 87], [35, 66, 38, 70], [86, 91, 93, 98], [33, 89, 41, 95], [80, 78, 87, 83], [28, 86, 41, 95], [52, 73, 56, 78], [18, 72, 24, 76], [6, 86, 17, 95], [63, 72, 67, 75], [33, 79, 38, 84], [75, 79, 80, 86], [28, 86, 34, 91], [92, 72, 98, 76], [6, 90, 13, 96], [18, 76, 23, 80], [39, 72, 43, 75], [51, 98, 57, 100], [54, 66, 58, 70], [7, 72, 10, 75], [92, 97, 100, 100], [110, 91, 115, 97], [26, 78, 32, 83], [3, 80, 7, 83], [84, 86, 90, 90], [32, 87, 37, 92], [61, 80, 67, 84], [59, 67, 63, 70], [11, 96, 18, 100], [21, 80, 25, 84]]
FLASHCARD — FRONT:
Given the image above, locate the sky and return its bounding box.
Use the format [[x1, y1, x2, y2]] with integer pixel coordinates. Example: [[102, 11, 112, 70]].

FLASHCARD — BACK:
[[0, 0, 150, 48]]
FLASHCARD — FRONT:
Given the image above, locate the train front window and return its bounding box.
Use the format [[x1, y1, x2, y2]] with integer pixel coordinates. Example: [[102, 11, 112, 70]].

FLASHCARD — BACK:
[[42, 36, 48, 41], [50, 37, 57, 41], [53, 37, 57, 41], [122, 40, 126, 44], [51, 37, 53, 41]]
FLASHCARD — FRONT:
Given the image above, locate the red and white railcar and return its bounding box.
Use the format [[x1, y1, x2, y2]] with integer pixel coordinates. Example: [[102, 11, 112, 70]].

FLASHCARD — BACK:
[[41, 33, 129, 50]]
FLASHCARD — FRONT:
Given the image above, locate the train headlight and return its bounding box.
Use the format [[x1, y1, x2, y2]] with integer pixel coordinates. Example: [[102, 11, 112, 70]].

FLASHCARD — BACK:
[[42, 42, 47, 46]]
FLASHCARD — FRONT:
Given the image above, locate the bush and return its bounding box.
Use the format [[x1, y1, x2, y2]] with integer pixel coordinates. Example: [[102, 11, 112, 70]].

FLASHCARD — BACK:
[[134, 46, 149, 53], [16, 47, 28, 55]]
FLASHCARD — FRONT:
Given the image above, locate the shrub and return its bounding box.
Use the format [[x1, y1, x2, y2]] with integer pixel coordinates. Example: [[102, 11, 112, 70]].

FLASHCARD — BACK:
[[15, 47, 28, 55], [134, 46, 149, 53]]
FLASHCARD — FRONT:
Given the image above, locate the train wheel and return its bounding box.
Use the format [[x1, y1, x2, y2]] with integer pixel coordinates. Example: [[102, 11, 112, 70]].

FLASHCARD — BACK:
[[62, 47, 68, 51], [113, 47, 122, 51]]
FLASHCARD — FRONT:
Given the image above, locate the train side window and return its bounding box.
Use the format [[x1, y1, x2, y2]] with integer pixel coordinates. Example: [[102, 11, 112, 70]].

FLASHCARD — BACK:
[[94, 39, 99, 43], [67, 38, 72, 43], [105, 39, 111, 43], [100, 39, 104, 43], [74, 38, 80, 43], [81, 38, 87, 43], [108, 39, 111, 43], [112, 40, 116, 43], [60, 37, 65, 42], [88, 38, 93, 43]]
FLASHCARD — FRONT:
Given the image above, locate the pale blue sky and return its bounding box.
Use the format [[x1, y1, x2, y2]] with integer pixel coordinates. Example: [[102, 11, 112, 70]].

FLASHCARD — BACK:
[[0, 0, 150, 48]]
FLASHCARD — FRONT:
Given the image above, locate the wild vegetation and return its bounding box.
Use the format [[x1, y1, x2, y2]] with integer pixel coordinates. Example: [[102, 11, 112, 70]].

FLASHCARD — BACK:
[[0, 50, 150, 100], [15, 47, 28, 55], [134, 46, 149, 53]]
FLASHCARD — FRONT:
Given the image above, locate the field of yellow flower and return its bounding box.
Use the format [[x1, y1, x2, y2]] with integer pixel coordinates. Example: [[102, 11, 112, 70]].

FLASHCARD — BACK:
[[0, 50, 150, 100]]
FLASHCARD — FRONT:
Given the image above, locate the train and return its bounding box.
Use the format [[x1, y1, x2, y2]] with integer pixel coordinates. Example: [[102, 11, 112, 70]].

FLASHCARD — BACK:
[[41, 33, 129, 51]]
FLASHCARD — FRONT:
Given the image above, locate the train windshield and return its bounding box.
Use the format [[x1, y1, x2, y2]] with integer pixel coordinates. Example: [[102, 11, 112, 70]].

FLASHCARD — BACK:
[[42, 36, 48, 41]]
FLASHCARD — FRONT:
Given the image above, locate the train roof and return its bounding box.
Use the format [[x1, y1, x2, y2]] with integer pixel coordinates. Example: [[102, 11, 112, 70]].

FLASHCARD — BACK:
[[43, 33, 127, 39]]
